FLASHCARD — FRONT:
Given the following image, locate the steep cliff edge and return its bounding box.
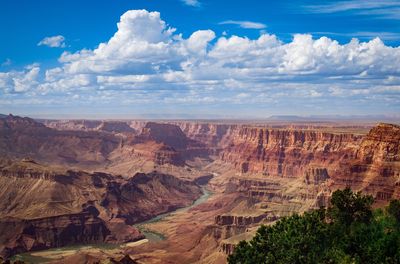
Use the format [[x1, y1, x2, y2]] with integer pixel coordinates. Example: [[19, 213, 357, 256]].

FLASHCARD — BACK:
[[177, 123, 237, 154], [349, 123, 400, 202], [138, 122, 189, 150], [217, 123, 400, 202], [2, 115, 400, 263], [0, 159, 202, 258], [219, 127, 361, 177], [0, 116, 211, 171], [101, 171, 202, 224], [130, 122, 209, 165], [0, 207, 119, 258], [356, 123, 400, 165]]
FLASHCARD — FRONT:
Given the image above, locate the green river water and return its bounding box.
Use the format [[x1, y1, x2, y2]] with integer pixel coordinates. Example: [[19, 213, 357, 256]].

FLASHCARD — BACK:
[[12, 186, 212, 263], [136, 186, 212, 241]]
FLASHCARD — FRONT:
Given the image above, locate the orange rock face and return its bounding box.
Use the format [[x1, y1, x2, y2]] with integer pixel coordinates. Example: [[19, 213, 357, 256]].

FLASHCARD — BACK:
[[1, 115, 399, 263], [219, 127, 361, 176], [0, 116, 204, 169], [138, 122, 189, 150], [25, 116, 400, 202], [177, 122, 236, 153], [0, 159, 202, 258], [135, 122, 210, 160], [0, 115, 119, 167], [349, 123, 400, 202], [0, 207, 131, 258], [215, 123, 400, 201]]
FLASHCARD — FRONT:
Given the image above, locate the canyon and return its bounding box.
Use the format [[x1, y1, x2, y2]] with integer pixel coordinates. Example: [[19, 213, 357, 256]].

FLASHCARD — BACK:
[[0, 114, 399, 263]]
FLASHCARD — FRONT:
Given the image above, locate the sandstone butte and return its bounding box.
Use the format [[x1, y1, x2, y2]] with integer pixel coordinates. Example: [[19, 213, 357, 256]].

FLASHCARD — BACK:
[[0, 114, 399, 263]]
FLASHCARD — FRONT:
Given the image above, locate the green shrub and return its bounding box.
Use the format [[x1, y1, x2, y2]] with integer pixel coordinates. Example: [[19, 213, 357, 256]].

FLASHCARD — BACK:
[[228, 188, 400, 264]]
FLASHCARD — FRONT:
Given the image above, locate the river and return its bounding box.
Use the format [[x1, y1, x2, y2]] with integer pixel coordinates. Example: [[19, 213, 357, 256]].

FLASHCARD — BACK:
[[13, 185, 213, 263], [136, 186, 212, 241]]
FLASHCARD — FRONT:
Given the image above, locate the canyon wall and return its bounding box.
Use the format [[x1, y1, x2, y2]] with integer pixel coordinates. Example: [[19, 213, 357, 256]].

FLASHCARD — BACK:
[[0, 207, 122, 258], [0, 115, 119, 167], [44, 119, 136, 134], [38, 116, 400, 202], [212, 123, 399, 201], [176, 123, 237, 154], [0, 159, 202, 258], [1, 116, 209, 170], [2, 115, 400, 262], [219, 127, 362, 177]]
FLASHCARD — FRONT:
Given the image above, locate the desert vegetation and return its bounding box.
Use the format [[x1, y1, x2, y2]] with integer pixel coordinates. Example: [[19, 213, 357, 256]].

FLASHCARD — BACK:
[[229, 188, 400, 264]]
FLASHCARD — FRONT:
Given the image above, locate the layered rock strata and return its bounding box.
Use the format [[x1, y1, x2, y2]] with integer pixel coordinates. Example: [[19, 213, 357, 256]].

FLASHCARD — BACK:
[[0, 160, 201, 258]]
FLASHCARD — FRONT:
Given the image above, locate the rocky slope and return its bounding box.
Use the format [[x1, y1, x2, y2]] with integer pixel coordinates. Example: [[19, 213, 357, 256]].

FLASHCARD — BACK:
[[219, 127, 362, 177], [1, 115, 399, 263], [37, 118, 400, 219], [347, 123, 400, 203], [0, 206, 121, 258], [215, 123, 400, 200], [0, 115, 210, 171], [0, 159, 202, 258], [176, 123, 237, 154], [205, 123, 399, 259], [44, 119, 136, 134], [136, 122, 209, 159], [0, 115, 119, 167], [100, 171, 202, 224], [43, 119, 102, 131]]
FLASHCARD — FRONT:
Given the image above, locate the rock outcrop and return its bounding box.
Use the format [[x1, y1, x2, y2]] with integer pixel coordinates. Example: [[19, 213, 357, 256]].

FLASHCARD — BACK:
[[0, 116, 210, 170], [348, 123, 400, 202], [43, 119, 102, 131], [137, 122, 189, 150], [132, 122, 209, 165], [101, 171, 202, 224], [0, 115, 119, 167], [220, 127, 362, 177], [0, 159, 202, 258], [304, 167, 330, 185], [97, 121, 136, 134], [218, 123, 400, 203], [0, 207, 122, 258], [177, 123, 237, 154], [213, 214, 266, 240], [1, 115, 400, 262], [119, 141, 185, 167], [44, 119, 136, 134]]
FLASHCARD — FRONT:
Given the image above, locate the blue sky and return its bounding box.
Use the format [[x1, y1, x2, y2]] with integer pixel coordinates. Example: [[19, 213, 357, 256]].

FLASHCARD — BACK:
[[1, 0, 400, 118]]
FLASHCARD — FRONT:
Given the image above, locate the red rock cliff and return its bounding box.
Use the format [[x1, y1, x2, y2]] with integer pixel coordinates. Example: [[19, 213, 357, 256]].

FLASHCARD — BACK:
[[219, 126, 362, 178]]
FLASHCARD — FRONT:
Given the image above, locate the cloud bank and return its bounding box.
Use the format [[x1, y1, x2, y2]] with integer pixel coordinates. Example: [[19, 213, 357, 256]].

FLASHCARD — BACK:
[[1, 9, 400, 116]]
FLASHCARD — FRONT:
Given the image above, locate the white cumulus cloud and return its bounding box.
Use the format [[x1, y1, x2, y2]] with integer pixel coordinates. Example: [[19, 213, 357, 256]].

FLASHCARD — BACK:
[[38, 35, 66, 48], [1, 9, 399, 115], [0, 64, 40, 93]]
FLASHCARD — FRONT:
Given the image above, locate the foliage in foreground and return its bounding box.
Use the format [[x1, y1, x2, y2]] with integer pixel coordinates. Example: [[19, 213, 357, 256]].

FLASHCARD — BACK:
[[228, 188, 400, 264]]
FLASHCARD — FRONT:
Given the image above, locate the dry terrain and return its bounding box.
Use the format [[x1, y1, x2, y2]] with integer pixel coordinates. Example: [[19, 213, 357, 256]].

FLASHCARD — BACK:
[[0, 114, 399, 263]]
